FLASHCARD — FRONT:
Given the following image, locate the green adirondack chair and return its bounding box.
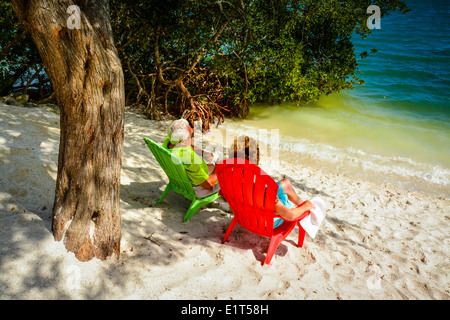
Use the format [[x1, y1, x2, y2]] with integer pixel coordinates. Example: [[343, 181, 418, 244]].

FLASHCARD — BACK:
[[143, 137, 220, 222]]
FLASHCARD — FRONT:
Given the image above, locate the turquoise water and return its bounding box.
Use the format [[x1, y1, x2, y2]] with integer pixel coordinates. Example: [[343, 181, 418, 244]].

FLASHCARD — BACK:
[[220, 0, 450, 198]]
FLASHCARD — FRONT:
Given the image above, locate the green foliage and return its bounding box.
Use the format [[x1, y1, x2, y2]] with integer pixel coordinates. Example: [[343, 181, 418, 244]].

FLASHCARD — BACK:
[[0, 0, 46, 97], [2, 0, 409, 125], [216, 0, 409, 106]]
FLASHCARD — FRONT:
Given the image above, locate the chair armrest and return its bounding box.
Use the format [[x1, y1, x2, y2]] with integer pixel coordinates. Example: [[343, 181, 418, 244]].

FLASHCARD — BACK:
[[292, 201, 311, 222], [292, 210, 310, 222]]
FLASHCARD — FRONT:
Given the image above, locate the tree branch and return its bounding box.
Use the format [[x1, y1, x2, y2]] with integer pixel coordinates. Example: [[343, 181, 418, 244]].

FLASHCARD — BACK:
[[0, 29, 28, 61]]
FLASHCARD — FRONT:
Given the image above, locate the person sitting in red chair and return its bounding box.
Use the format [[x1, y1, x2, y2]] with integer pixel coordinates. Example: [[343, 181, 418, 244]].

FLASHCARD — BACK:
[[229, 136, 315, 228]]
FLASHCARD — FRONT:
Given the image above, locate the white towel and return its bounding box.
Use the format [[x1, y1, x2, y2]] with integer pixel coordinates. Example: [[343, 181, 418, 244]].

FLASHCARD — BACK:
[[299, 196, 327, 239]]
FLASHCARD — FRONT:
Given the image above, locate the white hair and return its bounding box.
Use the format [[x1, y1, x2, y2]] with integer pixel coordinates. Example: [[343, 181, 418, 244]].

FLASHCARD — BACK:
[[168, 119, 191, 144]]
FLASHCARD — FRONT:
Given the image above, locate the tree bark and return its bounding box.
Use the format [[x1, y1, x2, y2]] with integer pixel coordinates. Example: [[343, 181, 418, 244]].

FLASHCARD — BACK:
[[12, 0, 124, 261]]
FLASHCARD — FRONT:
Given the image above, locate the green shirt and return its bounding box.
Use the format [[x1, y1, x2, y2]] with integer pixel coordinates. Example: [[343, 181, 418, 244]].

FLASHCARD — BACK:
[[168, 141, 210, 186]]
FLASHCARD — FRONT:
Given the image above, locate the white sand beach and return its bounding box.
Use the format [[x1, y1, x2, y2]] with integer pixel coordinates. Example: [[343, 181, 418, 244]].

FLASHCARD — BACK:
[[0, 102, 449, 300]]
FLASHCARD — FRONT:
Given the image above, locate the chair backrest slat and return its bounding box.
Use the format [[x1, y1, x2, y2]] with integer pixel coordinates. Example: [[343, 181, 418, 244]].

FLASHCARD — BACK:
[[143, 137, 195, 198]]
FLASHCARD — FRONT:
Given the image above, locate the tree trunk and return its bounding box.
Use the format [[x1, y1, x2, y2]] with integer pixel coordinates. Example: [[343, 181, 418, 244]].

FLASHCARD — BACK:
[[12, 0, 124, 261]]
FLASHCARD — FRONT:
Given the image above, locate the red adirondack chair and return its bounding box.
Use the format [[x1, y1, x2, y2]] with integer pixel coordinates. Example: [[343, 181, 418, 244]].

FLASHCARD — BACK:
[[216, 158, 310, 265]]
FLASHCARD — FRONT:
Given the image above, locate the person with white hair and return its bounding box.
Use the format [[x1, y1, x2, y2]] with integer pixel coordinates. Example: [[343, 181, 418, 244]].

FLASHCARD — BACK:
[[163, 119, 220, 198], [163, 119, 192, 150]]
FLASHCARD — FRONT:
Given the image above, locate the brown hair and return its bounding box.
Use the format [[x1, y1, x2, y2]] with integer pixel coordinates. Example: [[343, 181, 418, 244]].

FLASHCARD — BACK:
[[230, 136, 260, 165]]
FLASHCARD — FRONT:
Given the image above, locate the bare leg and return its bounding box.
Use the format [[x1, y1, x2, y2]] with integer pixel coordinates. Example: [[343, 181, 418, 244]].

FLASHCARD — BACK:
[[279, 178, 303, 206]]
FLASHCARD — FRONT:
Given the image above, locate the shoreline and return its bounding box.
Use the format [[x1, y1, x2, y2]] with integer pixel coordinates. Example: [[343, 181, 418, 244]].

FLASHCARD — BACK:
[[214, 102, 450, 201], [1, 102, 449, 300]]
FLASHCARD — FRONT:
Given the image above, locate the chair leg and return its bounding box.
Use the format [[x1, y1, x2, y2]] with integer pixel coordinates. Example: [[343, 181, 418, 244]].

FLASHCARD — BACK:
[[157, 183, 172, 205], [182, 192, 220, 222], [297, 223, 306, 247], [264, 235, 283, 266], [222, 218, 237, 243], [183, 198, 204, 222]]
